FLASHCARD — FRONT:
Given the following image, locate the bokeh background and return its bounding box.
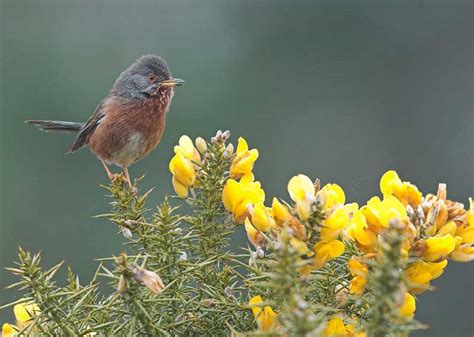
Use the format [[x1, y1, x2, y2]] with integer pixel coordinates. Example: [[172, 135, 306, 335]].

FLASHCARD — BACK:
[[0, 0, 473, 335]]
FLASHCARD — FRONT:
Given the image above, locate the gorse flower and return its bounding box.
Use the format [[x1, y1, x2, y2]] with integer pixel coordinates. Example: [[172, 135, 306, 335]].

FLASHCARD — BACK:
[[169, 135, 201, 198], [249, 295, 277, 331], [313, 240, 345, 268], [1, 301, 40, 336], [345, 211, 377, 252], [324, 316, 365, 337], [288, 174, 316, 220], [348, 257, 368, 295], [271, 197, 291, 225], [380, 170, 422, 207], [324, 316, 347, 336], [399, 292, 416, 319], [2, 323, 14, 337], [321, 206, 351, 241], [222, 175, 265, 224], [249, 203, 276, 232], [230, 137, 259, 179], [422, 234, 456, 262], [318, 183, 345, 210], [244, 218, 265, 248]]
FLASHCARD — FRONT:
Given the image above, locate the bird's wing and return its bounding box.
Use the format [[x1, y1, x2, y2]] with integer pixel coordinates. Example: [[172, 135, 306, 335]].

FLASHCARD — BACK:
[[67, 100, 106, 153]]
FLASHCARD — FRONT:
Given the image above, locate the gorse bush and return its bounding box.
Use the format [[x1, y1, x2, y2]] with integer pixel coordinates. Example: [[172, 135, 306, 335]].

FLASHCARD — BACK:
[[2, 130, 473, 336]]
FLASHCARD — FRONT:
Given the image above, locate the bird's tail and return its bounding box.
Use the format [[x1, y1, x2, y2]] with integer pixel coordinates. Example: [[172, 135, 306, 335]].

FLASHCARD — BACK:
[[25, 120, 84, 132]]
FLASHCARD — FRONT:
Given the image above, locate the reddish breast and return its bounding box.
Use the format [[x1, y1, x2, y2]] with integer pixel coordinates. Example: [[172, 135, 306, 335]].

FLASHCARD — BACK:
[[88, 88, 172, 166]]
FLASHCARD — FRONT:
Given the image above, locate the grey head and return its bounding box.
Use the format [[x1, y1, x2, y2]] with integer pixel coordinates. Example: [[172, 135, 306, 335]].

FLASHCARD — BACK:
[[110, 54, 184, 100]]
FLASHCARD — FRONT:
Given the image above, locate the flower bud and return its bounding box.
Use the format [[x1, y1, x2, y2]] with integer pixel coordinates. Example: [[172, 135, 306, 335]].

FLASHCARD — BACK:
[[222, 130, 231, 140], [178, 251, 188, 261], [225, 143, 234, 156], [195, 137, 207, 154], [121, 227, 132, 239], [132, 266, 165, 294]]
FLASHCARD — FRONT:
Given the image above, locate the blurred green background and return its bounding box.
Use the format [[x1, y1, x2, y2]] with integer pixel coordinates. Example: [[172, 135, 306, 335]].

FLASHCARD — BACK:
[[0, 0, 472, 335]]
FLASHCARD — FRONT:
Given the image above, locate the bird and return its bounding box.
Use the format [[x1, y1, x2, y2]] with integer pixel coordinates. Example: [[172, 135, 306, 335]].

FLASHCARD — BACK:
[[26, 54, 184, 188]]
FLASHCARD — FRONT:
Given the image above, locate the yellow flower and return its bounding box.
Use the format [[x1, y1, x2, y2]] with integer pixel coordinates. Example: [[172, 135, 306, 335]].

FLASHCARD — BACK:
[[361, 197, 383, 231], [230, 137, 259, 179], [345, 211, 377, 251], [324, 316, 355, 336], [170, 153, 196, 186], [249, 295, 277, 331], [349, 276, 367, 295], [455, 223, 474, 244], [348, 257, 368, 276], [363, 195, 407, 230], [324, 316, 346, 336], [2, 323, 15, 337], [244, 218, 265, 248], [296, 200, 312, 220], [380, 170, 403, 196], [405, 260, 448, 293], [377, 195, 407, 228], [321, 207, 350, 241], [174, 135, 201, 162], [313, 240, 345, 268], [399, 292, 416, 319], [423, 234, 456, 262], [222, 177, 265, 223], [14, 302, 40, 328], [466, 197, 474, 226], [450, 244, 474, 262], [437, 221, 457, 237], [348, 257, 368, 295], [380, 170, 422, 207], [290, 238, 309, 255], [1, 301, 41, 337], [250, 204, 275, 232], [318, 183, 345, 209], [169, 135, 201, 198], [272, 198, 291, 225], [288, 174, 315, 202]]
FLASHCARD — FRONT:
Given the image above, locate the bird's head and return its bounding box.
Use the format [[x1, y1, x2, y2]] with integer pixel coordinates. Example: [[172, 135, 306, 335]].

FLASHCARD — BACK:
[[111, 54, 184, 100]]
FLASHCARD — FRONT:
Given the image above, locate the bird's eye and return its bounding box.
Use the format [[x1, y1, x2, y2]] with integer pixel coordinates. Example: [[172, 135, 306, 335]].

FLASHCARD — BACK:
[[148, 73, 157, 82]]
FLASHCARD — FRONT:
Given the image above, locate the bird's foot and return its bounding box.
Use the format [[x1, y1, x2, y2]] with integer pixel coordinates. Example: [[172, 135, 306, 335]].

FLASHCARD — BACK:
[[109, 173, 126, 184], [122, 166, 137, 193]]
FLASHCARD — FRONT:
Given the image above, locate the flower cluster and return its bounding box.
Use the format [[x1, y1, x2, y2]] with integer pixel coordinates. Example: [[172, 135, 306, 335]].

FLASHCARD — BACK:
[[222, 138, 274, 243], [203, 133, 471, 334], [345, 171, 474, 301], [2, 131, 471, 336], [169, 135, 202, 198]]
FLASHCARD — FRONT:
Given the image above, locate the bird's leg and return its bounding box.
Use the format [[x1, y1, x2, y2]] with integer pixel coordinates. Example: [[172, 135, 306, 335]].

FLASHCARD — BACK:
[[101, 160, 124, 185], [123, 166, 134, 190], [101, 160, 115, 180]]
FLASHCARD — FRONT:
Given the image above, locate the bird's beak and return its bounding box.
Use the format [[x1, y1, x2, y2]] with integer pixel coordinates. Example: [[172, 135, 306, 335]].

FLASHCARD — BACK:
[[159, 78, 185, 87]]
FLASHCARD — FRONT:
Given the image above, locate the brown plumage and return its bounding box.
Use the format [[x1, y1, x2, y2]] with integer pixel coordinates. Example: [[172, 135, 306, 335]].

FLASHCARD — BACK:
[[26, 54, 184, 188], [87, 94, 169, 167]]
